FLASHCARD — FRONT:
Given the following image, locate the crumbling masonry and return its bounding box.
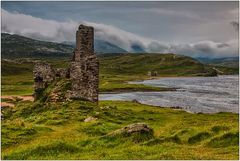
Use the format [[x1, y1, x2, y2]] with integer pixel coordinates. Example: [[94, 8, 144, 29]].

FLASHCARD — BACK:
[[33, 24, 99, 102]]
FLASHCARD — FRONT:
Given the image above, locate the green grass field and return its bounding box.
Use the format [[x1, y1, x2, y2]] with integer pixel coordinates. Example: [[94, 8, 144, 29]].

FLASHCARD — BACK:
[[1, 54, 239, 159], [1, 99, 238, 160], [2, 53, 237, 96]]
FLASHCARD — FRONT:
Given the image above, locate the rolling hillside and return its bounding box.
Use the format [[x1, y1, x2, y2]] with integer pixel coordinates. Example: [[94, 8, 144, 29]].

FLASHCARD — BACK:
[[2, 33, 238, 74], [1, 33, 237, 78], [197, 57, 239, 68], [1, 33, 127, 59], [1, 33, 73, 59], [94, 39, 127, 54], [99, 53, 217, 76], [2, 53, 217, 77]]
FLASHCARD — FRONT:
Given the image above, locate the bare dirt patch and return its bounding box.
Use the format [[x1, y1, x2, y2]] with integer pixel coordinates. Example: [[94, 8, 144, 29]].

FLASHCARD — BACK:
[[1, 95, 34, 107]]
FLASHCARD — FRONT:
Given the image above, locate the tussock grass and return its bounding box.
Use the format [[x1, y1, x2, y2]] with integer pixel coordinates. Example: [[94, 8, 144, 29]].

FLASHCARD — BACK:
[[207, 132, 239, 148], [3, 142, 79, 160], [211, 125, 230, 133], [1, 100, 238, 160], [188, 132, 211, 144]]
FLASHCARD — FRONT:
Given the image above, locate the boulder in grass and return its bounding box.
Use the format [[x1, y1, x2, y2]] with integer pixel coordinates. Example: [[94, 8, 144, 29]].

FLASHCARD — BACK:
[[107, 123, 154, 141], [84, 116, 98, 122]]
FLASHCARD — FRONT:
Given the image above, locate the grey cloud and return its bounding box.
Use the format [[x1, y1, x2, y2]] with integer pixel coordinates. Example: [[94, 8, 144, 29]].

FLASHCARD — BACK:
[[148, 41, 169, 53], [1, 8, 238, 58], [193, 41, 215, 53], [169, 40, 238, 58], [1, 9, 78, 42]]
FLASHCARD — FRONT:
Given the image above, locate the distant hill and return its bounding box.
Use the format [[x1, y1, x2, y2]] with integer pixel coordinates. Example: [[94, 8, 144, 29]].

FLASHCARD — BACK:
[[130, 44, 145, 53], [1, 33, 127, 59], [1, 33, 237, 76], [99, 53, 217, 76], [196, 57, 239, 68], [62, 39, 127, 54], [1, 33, 73, 59], [3, 52, 238, 77], [94, 39, 127, 54]]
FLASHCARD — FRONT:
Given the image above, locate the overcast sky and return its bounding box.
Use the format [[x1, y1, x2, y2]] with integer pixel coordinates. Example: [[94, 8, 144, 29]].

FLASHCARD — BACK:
[[1, 1, 239, 58]]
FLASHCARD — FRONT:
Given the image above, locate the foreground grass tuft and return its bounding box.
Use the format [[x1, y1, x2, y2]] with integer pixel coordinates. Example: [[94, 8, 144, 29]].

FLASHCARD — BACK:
[[207, 132, 239, 148], [3, 142, 79, 160], [188, 132, 211, 144]]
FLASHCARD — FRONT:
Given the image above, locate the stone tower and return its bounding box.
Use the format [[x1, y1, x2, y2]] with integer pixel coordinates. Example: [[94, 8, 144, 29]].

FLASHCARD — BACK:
[[68, 24, 99, 102]]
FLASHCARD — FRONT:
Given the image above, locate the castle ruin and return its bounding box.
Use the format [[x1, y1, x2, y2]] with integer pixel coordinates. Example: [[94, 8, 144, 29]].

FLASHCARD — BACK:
[[33, 24, 99, 102]]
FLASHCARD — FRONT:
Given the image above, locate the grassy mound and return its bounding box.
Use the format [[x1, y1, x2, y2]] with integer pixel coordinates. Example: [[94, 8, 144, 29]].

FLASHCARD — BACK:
[[188, 132, 211, 144], [211, 125, 230, 133], [208, 132, 239, 148]]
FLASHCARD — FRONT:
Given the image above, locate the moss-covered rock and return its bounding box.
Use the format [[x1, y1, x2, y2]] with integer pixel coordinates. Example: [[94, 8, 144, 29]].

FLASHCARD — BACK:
[[107, 123, 154, 142]]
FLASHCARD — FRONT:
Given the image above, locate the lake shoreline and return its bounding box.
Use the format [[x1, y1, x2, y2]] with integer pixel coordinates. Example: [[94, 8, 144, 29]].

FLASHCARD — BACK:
[[100, 75, 239, 114]]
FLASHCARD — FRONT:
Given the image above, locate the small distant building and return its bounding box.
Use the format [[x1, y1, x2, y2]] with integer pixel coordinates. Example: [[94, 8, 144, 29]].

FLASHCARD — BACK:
[[147, 71, 158, 77]]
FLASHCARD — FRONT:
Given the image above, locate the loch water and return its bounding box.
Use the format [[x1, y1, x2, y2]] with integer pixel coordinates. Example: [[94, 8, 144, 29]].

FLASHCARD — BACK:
[[100, 75, 239, 113]]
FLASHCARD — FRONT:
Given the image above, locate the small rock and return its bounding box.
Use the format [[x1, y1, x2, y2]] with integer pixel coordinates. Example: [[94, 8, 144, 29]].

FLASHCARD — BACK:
[[108, 123, 153, 136], [84, 116, 98, 122], [100, 106, 110, 110]]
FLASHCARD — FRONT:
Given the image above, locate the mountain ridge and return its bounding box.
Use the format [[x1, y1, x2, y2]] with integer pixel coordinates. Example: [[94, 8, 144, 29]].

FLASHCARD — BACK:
[[1, 33, 127, 59], [196, 57, 239, 68], [1, 33, 238, 71]]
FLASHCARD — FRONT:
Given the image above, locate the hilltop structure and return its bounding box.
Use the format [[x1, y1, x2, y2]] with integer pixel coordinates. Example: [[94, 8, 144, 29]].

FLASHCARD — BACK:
[[33, 24, 99, 102]]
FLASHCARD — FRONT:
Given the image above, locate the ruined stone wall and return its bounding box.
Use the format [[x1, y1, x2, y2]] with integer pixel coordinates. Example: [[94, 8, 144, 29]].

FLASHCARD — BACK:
[[68, 24, 99, 102], [68, 56, 99, 102], [55, 68, 70, 78], [33, 24, 99, 103], [33, 62, 55, 100]]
